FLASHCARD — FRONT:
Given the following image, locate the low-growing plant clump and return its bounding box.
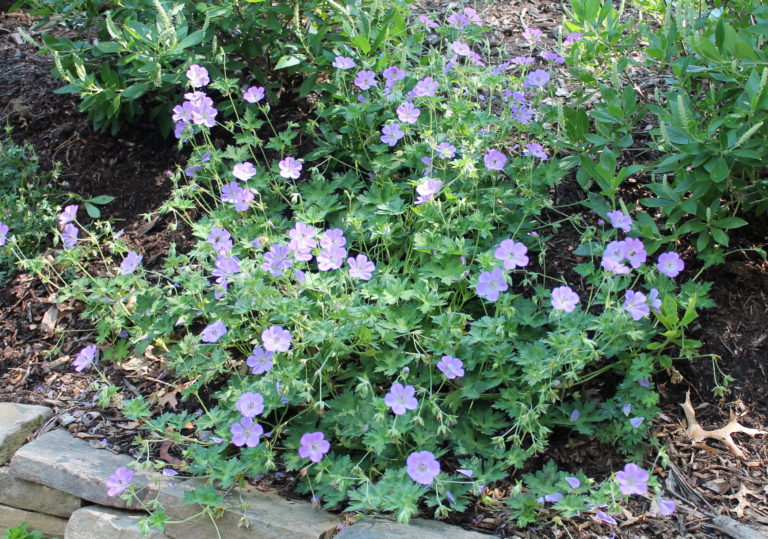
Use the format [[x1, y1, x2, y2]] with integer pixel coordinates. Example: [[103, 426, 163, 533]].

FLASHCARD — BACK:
[[11, 0, 765, 534]]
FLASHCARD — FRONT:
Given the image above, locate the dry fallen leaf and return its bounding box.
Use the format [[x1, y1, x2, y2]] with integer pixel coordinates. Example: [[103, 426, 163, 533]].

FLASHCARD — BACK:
[[40, 305, 59, 334], [680, 391, 767, 459]]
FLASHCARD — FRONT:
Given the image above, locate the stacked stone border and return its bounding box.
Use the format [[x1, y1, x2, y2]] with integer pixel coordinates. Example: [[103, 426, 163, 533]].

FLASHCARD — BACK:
[[0, 402, 490, 538]]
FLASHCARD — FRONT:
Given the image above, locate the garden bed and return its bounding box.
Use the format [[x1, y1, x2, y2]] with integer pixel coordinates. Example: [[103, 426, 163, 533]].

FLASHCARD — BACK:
[[1, 2, 767, 537]]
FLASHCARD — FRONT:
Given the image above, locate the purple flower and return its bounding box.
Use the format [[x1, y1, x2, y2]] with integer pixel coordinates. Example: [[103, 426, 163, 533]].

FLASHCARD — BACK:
[[233, 161, 257, 181], [523, 69, 551, 88], [630, 417, 644, 428], [236, 392, 264, 418], [263, 244, 293, 277], [384, 383, 418, 415], [332, 56, 355, 69], [220, 182, 253, 211], [380, 123, 405, 146], [354, 70, 377, 90], [623, 238, 647, 268], [184, 91, 217, 127], [648, 288, 662, 314], [601, 240, 631, 275], [294, 269, 306, 283], [119, 251, 143, 275], [622, 404, 632, 416], [657, 252, 684, 278], [511, 56, 535, 65], [615, 463, 649, 495], [243, 86, 265, 103], [58, 205, 78, 228], [73, 344, 97, 372], [464, 6, 482, 24], [476, 268, 508, 302], [436, 355, 464, 379], [446, 12, 469, 29], [414, 178, 442, 205], [451, 40, 472, 56], [564, 32, 583, 46], [407, 451, 441, 485], [201, 321, 227, 343], [418, 14, 439, 29], [551, 286, 579, 313], [396, 102, 420, 123], [382, 66, 406, 82], [537, 492, 564, 503], [186, 64, 209, 88], [317, 246, 347, 271], [288, 222, 317, 260], [434, 142, 456, 159], [410, 76, 439, 98], [106, 466, 134, 497], [522, 27, 543, 45], [247, 346, 274, 375], [212, 254, 241, 288], [320, 229, 346, 249], [639, 378, 650, 388], [277, 157, 302, 180], [565, 476, 581, 489], [511, 104, 534, 124], [494, 240, 529, 269], [658, 498, 676, 516], [262, 325, 292, 352], [570, 409, 581, 421], [347, 254, 375, 280], [624, 290, 650, 321], [442, 56, 459, 73], [230, 417, 263, 447], [524, 143, 548, 160], [606, 209, 632, 232], [595, 511, 617, 525], [161, 468, 178, 476], [541, 51, 566, 64], [62, 223, 78, 250], [298, 432, 331, 463], [484, 149, 508, 171], [208, 227, 232, 253]]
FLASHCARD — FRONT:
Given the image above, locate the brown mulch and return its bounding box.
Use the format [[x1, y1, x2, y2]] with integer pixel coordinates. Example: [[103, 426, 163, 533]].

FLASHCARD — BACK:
[[1, 4, 767, 538]]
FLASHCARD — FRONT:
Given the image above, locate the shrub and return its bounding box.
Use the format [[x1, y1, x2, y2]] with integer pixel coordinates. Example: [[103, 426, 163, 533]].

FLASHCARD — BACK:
[[25, 0, 406, 135], [24, 3, 702, 529]]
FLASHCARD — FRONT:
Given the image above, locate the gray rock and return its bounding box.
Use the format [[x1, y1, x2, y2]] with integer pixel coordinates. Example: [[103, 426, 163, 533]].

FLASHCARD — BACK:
[[9, 429, 171, 510], [0, 402, 52, 465], [0, 503, 68, 538], [65, 506, 170, 538], [336, 518, 492, 538], [157, 479, 340, 539], [0, 466, 82, 517]]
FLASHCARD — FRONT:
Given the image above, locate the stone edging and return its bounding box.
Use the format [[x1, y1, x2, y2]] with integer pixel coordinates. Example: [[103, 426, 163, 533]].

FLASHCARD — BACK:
[[0, 402, 491, 538]]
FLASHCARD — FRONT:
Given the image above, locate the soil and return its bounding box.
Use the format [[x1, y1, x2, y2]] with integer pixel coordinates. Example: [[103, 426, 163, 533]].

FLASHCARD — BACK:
[[1, 3, 767, 538]]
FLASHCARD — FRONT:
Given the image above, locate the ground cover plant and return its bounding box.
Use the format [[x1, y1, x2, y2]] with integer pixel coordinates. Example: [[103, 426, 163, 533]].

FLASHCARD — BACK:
[[0, 132, 59, 284], [5, 3, 717, 532]]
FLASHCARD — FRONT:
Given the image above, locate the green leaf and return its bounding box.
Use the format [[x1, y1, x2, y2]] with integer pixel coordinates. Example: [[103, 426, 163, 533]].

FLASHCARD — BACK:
[[274, 54, 306, 70], [350, 34, 371, 54], [707, 157, 730, 183], [89, 195, 116, 205], [712, 216, 747, 230], [85, 202, 100, 218]]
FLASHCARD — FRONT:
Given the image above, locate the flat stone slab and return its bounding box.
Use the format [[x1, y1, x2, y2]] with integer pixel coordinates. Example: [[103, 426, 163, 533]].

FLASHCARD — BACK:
[[157, 479, 340, 539], [65, 506, 170, 538], [0, 466, 82, 517], [0, 503, 68, 538], [9, 429, 170, 510], [0, 402, 52, 465], [336, 518, 491, 538]]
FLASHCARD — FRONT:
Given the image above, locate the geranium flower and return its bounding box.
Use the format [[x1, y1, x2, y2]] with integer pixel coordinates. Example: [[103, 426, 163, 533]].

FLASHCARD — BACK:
[[384, 383, 418, 415], [106, 466, 134, 497], [298, 432, 331, 463], [406, 451, 440, 485]]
